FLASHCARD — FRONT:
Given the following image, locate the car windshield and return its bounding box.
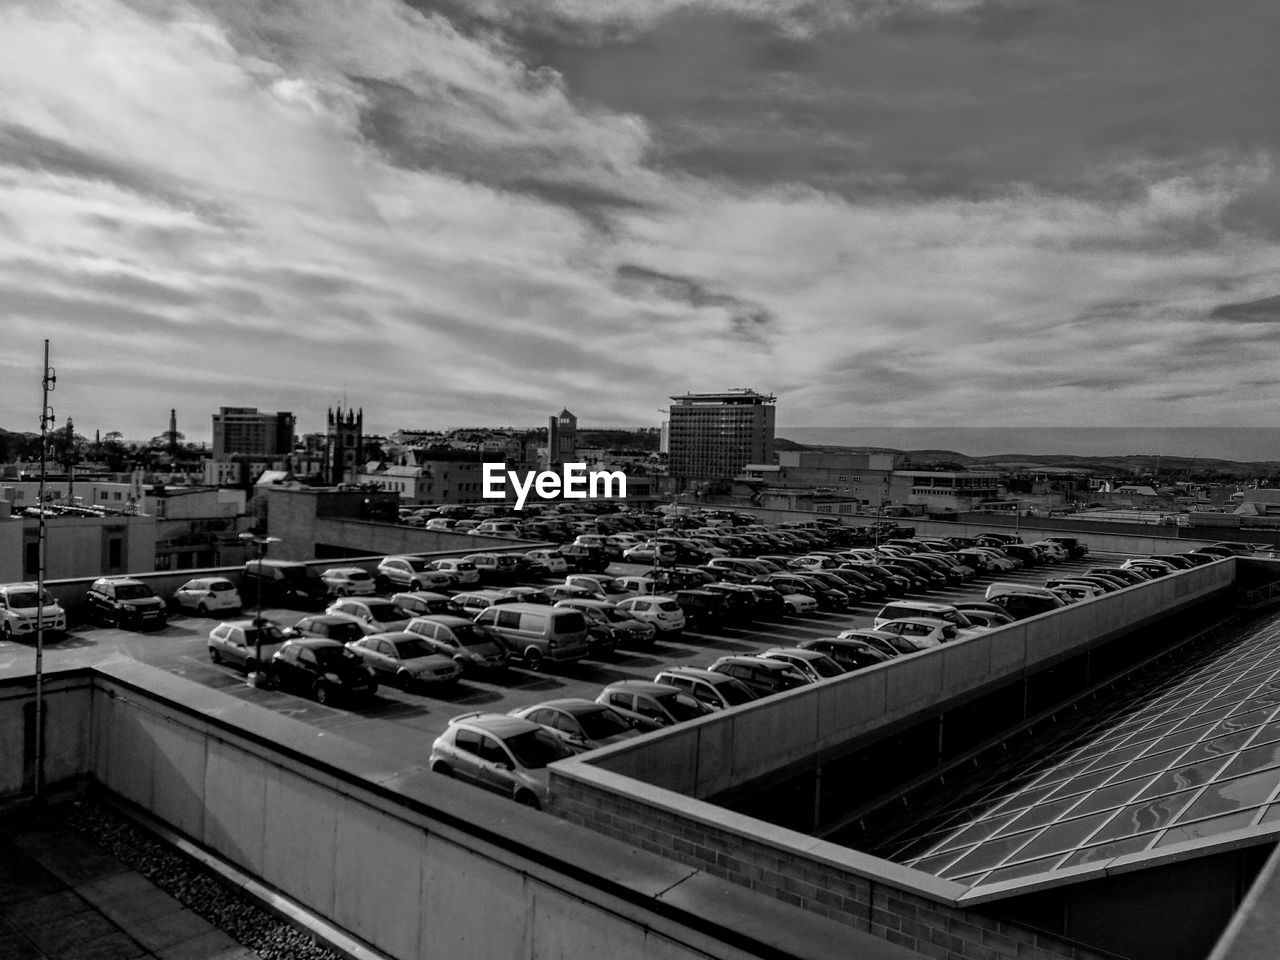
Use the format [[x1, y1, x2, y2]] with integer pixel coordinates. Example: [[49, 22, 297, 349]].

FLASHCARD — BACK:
[[340, 570, 371, 580], [808, 657, 844, 678], [503, 727, 575, 768], [115, 584, 154, 600], [7, 589, 52, 608], [209, 581, 236, 592], [718, 682, 757, 705], [575, 708, 631, 740], [391, 638, 436, 659], [450, 623, 498, 648], [364, 602, 404, 621], [325, 622, 364, 642], [601, 608, 633, 623], [655, 690, 706, 722]]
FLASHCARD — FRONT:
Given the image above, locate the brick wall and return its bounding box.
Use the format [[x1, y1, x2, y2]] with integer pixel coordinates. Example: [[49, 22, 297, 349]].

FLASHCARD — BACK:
[[553, 779, 1111, 960]]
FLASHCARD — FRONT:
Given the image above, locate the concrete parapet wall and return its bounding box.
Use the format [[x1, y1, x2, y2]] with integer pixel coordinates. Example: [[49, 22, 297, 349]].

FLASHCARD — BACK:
[[0, 664, 922, 960], [591, 561, 1236, 797]]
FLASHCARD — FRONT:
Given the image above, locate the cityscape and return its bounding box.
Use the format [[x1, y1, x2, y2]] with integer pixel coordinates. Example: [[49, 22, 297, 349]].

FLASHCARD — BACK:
[[3, 3, 1280, 960]]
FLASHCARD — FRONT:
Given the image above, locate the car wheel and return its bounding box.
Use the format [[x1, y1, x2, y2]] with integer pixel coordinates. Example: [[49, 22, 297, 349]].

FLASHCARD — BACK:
[[523, 648, 544, 672], [396, 669, 416, 691], [1, 621, 11, 641], [432, 761, 452, 777], [337, 588, 348, 598], [208, 645, 222, 664], [514, 790, 540, 810], [197, 602, 209, 616], [314, 682, 332, 705], [409, 579, 422, 592]]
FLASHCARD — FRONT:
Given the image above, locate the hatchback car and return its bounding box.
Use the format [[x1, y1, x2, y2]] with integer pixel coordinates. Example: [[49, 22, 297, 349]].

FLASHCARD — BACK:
[[429, 558, 480, 585], [282, 614, 367, 644], [758, 647, 845, 682], [0, 583, 67, 641], [652, 667, 759, 711], [405, 615, 509, 674], [509, 699, 646, 752], [707, 656, 810, 697], [799, 637, 894, 672], [390, 591, 461, 618], [376, 555, 456, 592], [324, 598, 413, 635], [208, 618, 289, 672], [85, 577, 168, 630], [270, 638, 378, 705], [523, 549, 569, 576], [613, 596, 686, 636], [430, 712, 575, 809], [345, 631, 462, 689], [171, 577, 242, 616], [319, 566, 378, 598], [595, 680, 713, 728], [553, 599, 657, 649]]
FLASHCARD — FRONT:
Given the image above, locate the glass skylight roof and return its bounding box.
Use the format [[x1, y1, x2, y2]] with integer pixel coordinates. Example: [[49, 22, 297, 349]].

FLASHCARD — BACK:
[[853, 615, 1280, 889]]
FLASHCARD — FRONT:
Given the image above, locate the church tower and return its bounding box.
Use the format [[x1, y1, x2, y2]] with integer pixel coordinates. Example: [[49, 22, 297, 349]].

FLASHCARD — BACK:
[[326, 407, 363, 485]]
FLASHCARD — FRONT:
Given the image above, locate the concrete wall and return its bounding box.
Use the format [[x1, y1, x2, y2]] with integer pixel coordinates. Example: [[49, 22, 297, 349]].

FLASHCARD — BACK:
[[584, 560, 1235, 798], [0, 664, 921, 960]]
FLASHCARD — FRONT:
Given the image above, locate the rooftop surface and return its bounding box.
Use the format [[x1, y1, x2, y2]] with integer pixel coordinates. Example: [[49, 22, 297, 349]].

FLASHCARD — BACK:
[[0, 808, 256, 960], [852, 614, 1280, 893]]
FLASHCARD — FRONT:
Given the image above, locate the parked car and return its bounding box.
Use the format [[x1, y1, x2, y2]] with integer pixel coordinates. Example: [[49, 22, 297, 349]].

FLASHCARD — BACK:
[[465, 553, 522, 584], [319, 566, 378, 598], [873, 601, 973, 631], [595, 680, 713, 728], [390, 591, 461, 618], [559, 543, 610, 573], [429, 713, 575, 809], [324, 597, 413, 635], [509, 699, 644, 752], [452, 589, 521, 616], [208, 618, 289, 672], [798, 637, 894, 672], [405, 615, 508, 672], [473, 602, 591, 670], [758, 647, 845, 682], [282, 614, 367, 643], [345, 631, 463, 689], [523, 549, 569, 576], [270, 638, 377, 705], [613, 596, 687, 636], [170, 577, 241, 616], [85, 577, 167, 630], [877, 617, 960, 645], [707, 655, 810, 697], [429, 558, 480, 585], [376, 555, 456, 592], [240, 559, 326, 609], [652, 666, 759, 710], [0, 582, 67, 640], [553, 598, 657, 649]]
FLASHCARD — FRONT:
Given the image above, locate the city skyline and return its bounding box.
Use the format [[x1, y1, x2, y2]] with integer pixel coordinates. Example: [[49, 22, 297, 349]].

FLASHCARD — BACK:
[[2, 1, 1278, 439]]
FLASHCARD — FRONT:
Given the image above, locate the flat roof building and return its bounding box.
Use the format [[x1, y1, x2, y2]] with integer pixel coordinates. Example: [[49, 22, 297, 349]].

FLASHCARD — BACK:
[[211, 407, 295, 460], [668, 390, 776, 492]]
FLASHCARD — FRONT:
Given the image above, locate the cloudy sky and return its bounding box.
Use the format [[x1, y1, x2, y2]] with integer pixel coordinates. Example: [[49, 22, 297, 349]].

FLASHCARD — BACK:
[[1, 0, 1278, 441]]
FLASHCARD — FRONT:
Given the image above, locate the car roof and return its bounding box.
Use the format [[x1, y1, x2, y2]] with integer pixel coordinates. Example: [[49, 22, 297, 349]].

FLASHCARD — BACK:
[[603, 680, 684, 694], [520, 698, 606, 713], [448, 712, 543, 736], [295, 614, 349, 626], [657, 666, 735, 681], [282, 638, 344, 649]]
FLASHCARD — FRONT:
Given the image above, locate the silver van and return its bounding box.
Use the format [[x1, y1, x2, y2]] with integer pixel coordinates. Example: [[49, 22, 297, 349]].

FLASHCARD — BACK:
[[474, 602, 590, 671]]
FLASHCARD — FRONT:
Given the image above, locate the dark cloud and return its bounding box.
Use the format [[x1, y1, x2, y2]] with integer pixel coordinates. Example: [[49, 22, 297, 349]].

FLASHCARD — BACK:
[[614, 264, 775, 342], [1208, 296, 1280, 324]]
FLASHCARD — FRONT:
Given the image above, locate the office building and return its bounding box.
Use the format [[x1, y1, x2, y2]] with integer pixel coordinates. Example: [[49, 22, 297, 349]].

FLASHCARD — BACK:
[[211, 407, 295, 460], [668, 390, 775, 490]]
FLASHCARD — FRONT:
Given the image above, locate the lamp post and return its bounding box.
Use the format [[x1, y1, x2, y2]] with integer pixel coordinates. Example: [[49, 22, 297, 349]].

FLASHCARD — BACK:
[[239, 532, 280, 688]]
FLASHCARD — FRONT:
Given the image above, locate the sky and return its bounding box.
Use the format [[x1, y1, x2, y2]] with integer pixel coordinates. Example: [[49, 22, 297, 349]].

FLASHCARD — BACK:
[[1, 0, 1278, 442]]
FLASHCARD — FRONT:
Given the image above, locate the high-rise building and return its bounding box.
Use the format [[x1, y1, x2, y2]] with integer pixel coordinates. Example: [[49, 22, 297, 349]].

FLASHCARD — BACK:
[[211, 407, 295, 459], [547, 408, 577, 467], [667, 389, 776, 490]]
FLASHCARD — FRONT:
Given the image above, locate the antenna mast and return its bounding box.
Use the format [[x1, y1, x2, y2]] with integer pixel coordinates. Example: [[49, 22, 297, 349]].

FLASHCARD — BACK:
[[34, 340, 55, 801]]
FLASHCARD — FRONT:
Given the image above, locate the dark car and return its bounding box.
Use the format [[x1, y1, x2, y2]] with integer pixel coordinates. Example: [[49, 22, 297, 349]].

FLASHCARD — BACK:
[[1044, 537, 1089, 559], [269, 638, 377, 705], [707, 655, 810, 697], [559, 543, 610, 573], [283, 614, 367, 644], [765, 574, 849, 611], [671, 589, 728, 629], [85, 577, 168, 630], [700, 583, 759, 621], [736, 583, 788, 618], [798, 637, 894, 672], [240, 560, 326, 610]]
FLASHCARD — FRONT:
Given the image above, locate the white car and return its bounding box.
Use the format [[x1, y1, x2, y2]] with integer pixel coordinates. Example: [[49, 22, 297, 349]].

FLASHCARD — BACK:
[[0, 582, 67, 640], [430, 558, 480, 585], [320, 566, 377, 598], [377, 555, 455, 592], [1029, 541, 1068, 563], [876, 617, 959, 646], [523, 549, 568, 575], [171, 577, 242, 616], [325, 598, 413, 635], [614, 596, 686, 635], [774, 590, 818, 615]]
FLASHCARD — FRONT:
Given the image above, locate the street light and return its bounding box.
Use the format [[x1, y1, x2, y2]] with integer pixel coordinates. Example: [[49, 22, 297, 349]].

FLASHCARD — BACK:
[[239, 532, 281, 688]]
